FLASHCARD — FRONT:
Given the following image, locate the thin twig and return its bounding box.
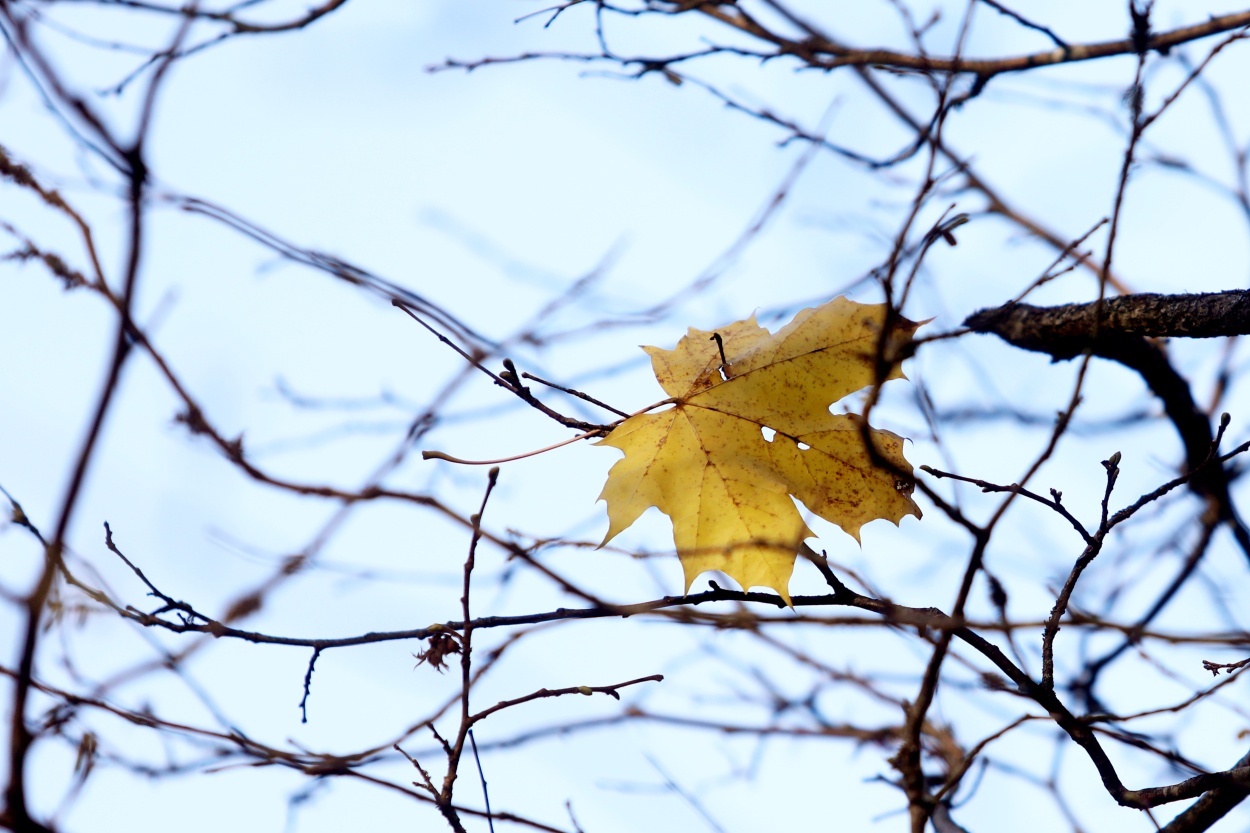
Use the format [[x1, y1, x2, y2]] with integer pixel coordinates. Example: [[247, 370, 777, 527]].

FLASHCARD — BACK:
[[298, 647, 322, 724], [468, 731, 495, 833], [520, 371, 630, 418], [470, 675, 663, 724], [920, 466, 1092, 543]]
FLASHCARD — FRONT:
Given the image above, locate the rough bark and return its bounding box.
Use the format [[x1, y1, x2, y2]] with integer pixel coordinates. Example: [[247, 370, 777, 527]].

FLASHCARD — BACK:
[[963, 291, 1250, 360], [1159, 748, 1250, 833]]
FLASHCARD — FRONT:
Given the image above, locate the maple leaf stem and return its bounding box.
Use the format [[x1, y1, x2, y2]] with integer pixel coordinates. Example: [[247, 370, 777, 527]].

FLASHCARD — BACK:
[[421, 400, 676, 467], [422, 430, 603, 466], [627, 397, 678, 417]]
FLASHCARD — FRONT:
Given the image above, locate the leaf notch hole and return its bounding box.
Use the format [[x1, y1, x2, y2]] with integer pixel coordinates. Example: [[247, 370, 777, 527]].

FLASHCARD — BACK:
[[761, 426, 777, 442]]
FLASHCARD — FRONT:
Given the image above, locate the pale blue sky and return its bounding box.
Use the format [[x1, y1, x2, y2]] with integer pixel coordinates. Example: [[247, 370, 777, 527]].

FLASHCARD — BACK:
[[3, 2, 1250, 831]]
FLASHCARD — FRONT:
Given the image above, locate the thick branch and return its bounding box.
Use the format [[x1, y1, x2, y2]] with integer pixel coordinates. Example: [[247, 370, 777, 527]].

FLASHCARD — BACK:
[[964, 291, 1250, 358]]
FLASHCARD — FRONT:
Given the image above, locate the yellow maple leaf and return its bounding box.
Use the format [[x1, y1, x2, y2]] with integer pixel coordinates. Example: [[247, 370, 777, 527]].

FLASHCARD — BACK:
[[596, 296, 922, 604]]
